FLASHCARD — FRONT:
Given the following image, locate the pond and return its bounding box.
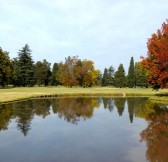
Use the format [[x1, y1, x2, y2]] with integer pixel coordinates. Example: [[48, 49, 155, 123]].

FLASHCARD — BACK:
[[0, 97, 168, 162]]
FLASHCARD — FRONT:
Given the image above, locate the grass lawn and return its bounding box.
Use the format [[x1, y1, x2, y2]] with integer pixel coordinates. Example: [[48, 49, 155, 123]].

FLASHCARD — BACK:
[[0, 86, 168, 104]]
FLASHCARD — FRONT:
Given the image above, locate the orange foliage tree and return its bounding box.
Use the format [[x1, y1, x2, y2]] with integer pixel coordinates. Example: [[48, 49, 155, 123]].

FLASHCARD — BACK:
[[58, 56, 100, 87], [141, 20, 168, 89]]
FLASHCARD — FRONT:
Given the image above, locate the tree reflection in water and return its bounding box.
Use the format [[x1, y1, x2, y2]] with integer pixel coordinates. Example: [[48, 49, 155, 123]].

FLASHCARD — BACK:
[[0, 98, 101, 135], [0, 97, 168, 162], [51, 97, 100, 124], [140, 104, 168, 162], [102, 98, 114, 112], [0, 103, 13, 131], [114, 98, 126, 116]]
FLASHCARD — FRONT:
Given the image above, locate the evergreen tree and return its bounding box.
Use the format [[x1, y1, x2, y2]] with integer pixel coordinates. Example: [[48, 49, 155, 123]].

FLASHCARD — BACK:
[[109, 66, 115, 77], [114, 64, 126, 88], [135, 62, 148, 87], [0, 47, 12, 87], [43, 59, 51, 86], [15, 44, 35, 86], [108, 66, 115, 86], [51, 63, 59, 86], [127, 57, 135, 88], [102, 68, 109, 86], [102, 66, 114, 86]]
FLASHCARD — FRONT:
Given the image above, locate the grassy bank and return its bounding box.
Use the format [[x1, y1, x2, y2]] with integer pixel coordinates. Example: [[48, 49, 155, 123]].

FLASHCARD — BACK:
[[0, 86, 168, 104]]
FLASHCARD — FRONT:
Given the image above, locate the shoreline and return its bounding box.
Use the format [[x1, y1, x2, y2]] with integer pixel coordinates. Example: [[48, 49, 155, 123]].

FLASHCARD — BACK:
[[0, 87, 168, 104]]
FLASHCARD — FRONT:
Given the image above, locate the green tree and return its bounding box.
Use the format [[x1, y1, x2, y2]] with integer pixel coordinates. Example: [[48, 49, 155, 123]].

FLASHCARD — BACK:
[[127, 57, 135, 88], [108, 66, 115, 86], [135, 62, 148, 87], [12, 58, 21, 86], [0, 47, 12, 87], [102, 66, 114, 86], [114, 64, 126, 88], [35, 59, 51, 86], [102, 68, 109, 86], [14, 44, 35, 86], [43, 59, 51, 86], [51, 63, 60, 86], [35, 61, 45, 86]]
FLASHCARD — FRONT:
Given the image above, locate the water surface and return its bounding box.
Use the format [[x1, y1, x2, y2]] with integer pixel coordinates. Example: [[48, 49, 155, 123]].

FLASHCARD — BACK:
[[0, 97, 168, 162]]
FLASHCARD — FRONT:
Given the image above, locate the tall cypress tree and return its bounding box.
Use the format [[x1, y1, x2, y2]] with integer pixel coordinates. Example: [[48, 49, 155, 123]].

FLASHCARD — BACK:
[[17, 44, 35, 86], [127, 57, 135, 88], [114, 64, 126, 88]]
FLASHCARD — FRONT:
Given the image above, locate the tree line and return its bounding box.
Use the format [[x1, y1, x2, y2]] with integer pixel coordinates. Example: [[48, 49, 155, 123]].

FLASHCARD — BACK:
[[1, 20, 168, 89], [0, 44, 147, 88], [101, 57, 147, 88]]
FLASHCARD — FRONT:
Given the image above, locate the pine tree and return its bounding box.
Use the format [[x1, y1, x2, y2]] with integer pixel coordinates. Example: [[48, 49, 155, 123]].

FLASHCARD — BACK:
[[16, 44, 35, 86], [127, 57, 135, 88], [0, 47, 12, 87], [114, 64, 126, 88], [102, 68, 109, 86]]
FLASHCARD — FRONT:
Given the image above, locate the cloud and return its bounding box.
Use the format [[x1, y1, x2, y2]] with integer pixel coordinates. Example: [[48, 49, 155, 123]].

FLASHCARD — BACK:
[[0, 0, 168, 71]]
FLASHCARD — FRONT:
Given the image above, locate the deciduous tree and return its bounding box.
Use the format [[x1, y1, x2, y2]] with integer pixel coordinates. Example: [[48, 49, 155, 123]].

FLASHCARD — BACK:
[[58, 56, 100, 87], [141, 20, 168, 89], [0, 47, 12, 87], [35, 59, 51, 86], [58, 56, 79, 87]]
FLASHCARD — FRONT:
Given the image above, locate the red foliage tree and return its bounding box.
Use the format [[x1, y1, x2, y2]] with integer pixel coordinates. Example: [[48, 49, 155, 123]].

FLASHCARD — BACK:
[[141, 20, 168, 89]]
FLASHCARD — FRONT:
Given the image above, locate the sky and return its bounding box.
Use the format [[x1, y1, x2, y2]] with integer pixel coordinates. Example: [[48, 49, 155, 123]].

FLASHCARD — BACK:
[[0, 0, 168, 72]]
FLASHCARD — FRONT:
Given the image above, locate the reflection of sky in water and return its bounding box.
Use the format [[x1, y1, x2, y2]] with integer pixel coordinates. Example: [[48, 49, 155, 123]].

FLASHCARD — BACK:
[[0, 97, 167, 162]]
